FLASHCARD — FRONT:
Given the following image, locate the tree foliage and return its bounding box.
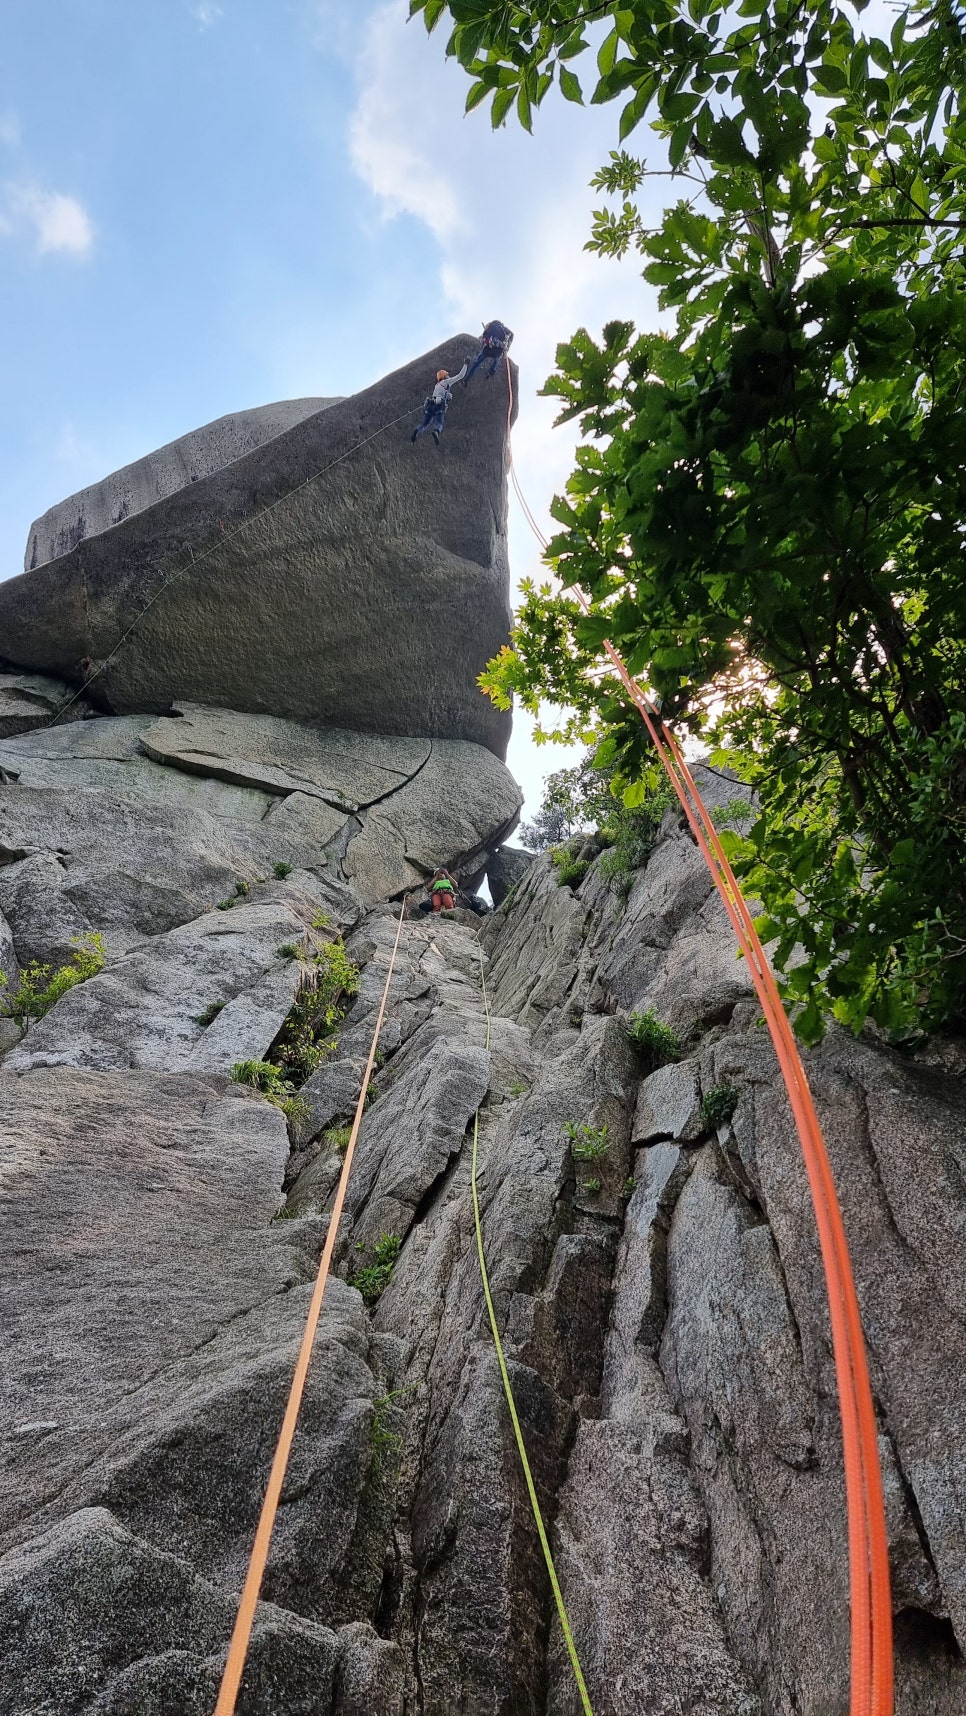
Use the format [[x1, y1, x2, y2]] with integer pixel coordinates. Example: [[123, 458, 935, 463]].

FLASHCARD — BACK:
[[411, 0, 966, 1043]]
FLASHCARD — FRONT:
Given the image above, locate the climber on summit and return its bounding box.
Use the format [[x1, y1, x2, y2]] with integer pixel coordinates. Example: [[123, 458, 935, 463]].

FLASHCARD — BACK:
[[411, 363, 469, 446], [429, 866, 457, 912], [463, 320, 514, 385]]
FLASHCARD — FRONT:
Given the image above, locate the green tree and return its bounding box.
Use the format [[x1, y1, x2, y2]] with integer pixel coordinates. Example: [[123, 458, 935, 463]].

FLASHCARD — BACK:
[[411, 0, 966, 1043], [519, 751, 615, 847]]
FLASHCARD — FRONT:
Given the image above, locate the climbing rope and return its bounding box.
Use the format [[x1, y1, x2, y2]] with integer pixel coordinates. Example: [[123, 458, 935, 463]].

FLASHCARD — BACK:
[[213, 900, 408, 1716], [470, 937, 594, 1715], [503, 356, 894, 1716], [49, 405, 420, 728]]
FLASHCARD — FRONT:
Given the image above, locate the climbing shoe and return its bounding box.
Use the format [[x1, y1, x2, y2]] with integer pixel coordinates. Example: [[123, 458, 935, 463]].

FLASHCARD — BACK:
[[410, 430, 418, 443], [433, 430, 441, 445]]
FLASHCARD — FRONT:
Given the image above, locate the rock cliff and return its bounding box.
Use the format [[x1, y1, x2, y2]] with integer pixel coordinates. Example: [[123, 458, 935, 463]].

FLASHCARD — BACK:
[[1, 349, 965, 1716], [0, 338, 513, 755], [3, 787, 965, 1713]]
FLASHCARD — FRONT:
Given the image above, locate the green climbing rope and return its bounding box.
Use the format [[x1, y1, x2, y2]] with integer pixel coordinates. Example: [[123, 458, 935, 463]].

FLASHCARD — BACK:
[[471, 941, 594, 1716]]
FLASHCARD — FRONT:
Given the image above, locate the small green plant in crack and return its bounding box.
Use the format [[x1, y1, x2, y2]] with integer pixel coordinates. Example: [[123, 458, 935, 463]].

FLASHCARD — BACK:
[[312, 909, 331, 931], [230, 1060, 307, 1128], [192, 999, 225, 1028], [232, 1059, 289, 1095], [280, 1094, 311, 1127], [0, 932, 105, 1035], [273, 861, 294, 880], [325, 1124, 352, 1156], [234, 879, 249, 898], [272, 937, 361, 1083], [216, 897, 236, 911], [701, 1084, 740, 1131], [349, 1233, 402, 1307], [369, 1381, 420, 1485], [621, 1176, 637, 1201], [501, 883, 518, 912], [506, 1080, 527, 1098], [625, 1010, 680, 1070], [564, 1120, 610, 1162], [277, 943, 303, 961], [551, 841, 590, 890], [581, 1177, 602, 1195]]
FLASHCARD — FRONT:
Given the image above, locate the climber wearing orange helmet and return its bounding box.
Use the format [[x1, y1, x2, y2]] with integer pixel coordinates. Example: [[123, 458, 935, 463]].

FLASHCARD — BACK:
[[411, 361, 469, 446]]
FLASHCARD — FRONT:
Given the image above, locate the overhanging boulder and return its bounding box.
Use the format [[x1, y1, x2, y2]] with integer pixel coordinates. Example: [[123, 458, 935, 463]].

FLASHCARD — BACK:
[[0, 338, 515, 756]]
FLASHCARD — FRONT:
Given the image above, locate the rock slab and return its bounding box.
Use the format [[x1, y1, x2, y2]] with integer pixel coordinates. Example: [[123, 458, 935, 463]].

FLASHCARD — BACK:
[[2, 340, 515, 755]]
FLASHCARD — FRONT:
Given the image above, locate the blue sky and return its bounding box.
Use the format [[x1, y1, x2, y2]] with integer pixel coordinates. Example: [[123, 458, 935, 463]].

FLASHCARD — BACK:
[[0, 0, 664, 816]]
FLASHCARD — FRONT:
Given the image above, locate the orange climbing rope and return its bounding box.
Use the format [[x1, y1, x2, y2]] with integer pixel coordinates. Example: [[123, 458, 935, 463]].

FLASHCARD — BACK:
[[503, 357, 894, 1716], [213, 901, 408, 1716]]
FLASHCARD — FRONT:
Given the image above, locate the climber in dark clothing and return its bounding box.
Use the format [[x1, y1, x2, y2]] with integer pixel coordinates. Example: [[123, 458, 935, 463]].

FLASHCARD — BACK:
[[463, 320, 514, 385], [411, 364, 469, 445]]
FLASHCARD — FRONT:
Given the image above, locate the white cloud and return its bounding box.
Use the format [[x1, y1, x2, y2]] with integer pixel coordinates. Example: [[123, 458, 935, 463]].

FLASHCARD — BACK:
[[4, 184, 94, 256], [348, 0, 667, 815], [191, 2, 224, 25], [0, 111, 21, 150]]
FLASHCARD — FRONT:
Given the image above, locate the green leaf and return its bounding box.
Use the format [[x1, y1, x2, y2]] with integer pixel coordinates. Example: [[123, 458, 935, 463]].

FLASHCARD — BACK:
[[619, 85, 650, 140], [597, 28, 619, 77], [490, 84, 516, 129], [559, 64, 583, 104]]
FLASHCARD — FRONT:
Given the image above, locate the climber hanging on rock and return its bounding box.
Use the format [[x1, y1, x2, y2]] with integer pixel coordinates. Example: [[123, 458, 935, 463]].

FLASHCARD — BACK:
[[411, 364, 469, 446], [463, 320, 514, 385], [428, 866, 458, 912]]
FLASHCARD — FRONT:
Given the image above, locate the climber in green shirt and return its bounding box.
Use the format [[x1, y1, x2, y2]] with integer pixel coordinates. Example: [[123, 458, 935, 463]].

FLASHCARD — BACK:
[[429, 867, 457, 913]]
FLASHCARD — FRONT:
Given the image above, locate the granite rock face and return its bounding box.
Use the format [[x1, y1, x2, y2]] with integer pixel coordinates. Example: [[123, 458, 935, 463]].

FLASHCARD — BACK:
[[25, 396, 340, 570], [485, 842, 534, 906], [2, 340, 515, 754], [0, 670, 92, 739], [4, 801, 966, 1713], [0, 706, 521, 961]]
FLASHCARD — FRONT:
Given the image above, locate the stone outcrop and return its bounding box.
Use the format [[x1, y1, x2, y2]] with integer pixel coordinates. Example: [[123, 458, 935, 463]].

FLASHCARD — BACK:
[[0, 703, 521, 949], [0, 670, 91, 739], [2, 347, 964, 1713], [0, 339, 515, 754], [485, 842, 534, 906], [25, 397, 340, 571], [3, 782, 965, 1713]]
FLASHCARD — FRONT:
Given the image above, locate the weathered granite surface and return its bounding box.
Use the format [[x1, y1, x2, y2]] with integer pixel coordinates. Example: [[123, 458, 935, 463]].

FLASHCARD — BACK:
[[2, 340, 515, 754], [2, 771, 964, 1712], [0, 670, 91, 739], [25, 396, 340, 570], [0, 706, 521, 956]]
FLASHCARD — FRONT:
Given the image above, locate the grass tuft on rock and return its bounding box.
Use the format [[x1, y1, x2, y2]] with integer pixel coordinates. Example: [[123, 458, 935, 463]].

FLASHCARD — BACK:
[[625, 1009, 680, 1070], [349, 1233, 402, 1306]]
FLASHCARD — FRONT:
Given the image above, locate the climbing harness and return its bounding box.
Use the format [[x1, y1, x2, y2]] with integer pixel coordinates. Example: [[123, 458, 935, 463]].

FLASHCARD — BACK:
[[502, 356, 894, 1716], [470, 937, 594, 1715], [48, 406, 420, 729], [213, 901, 407, 1716]]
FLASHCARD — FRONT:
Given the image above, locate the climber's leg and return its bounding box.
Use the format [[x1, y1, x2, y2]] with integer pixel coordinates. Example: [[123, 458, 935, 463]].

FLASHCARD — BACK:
[[462, 346, 488, 387], [411, 405, 435, 443]]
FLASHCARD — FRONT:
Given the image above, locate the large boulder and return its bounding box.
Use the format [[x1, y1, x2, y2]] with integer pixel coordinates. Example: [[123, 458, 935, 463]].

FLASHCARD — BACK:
[[25, 397, 340, 570], [0, 670, 91, 739], [0, 705, 521, 936], [1, 339, 515, 755]]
